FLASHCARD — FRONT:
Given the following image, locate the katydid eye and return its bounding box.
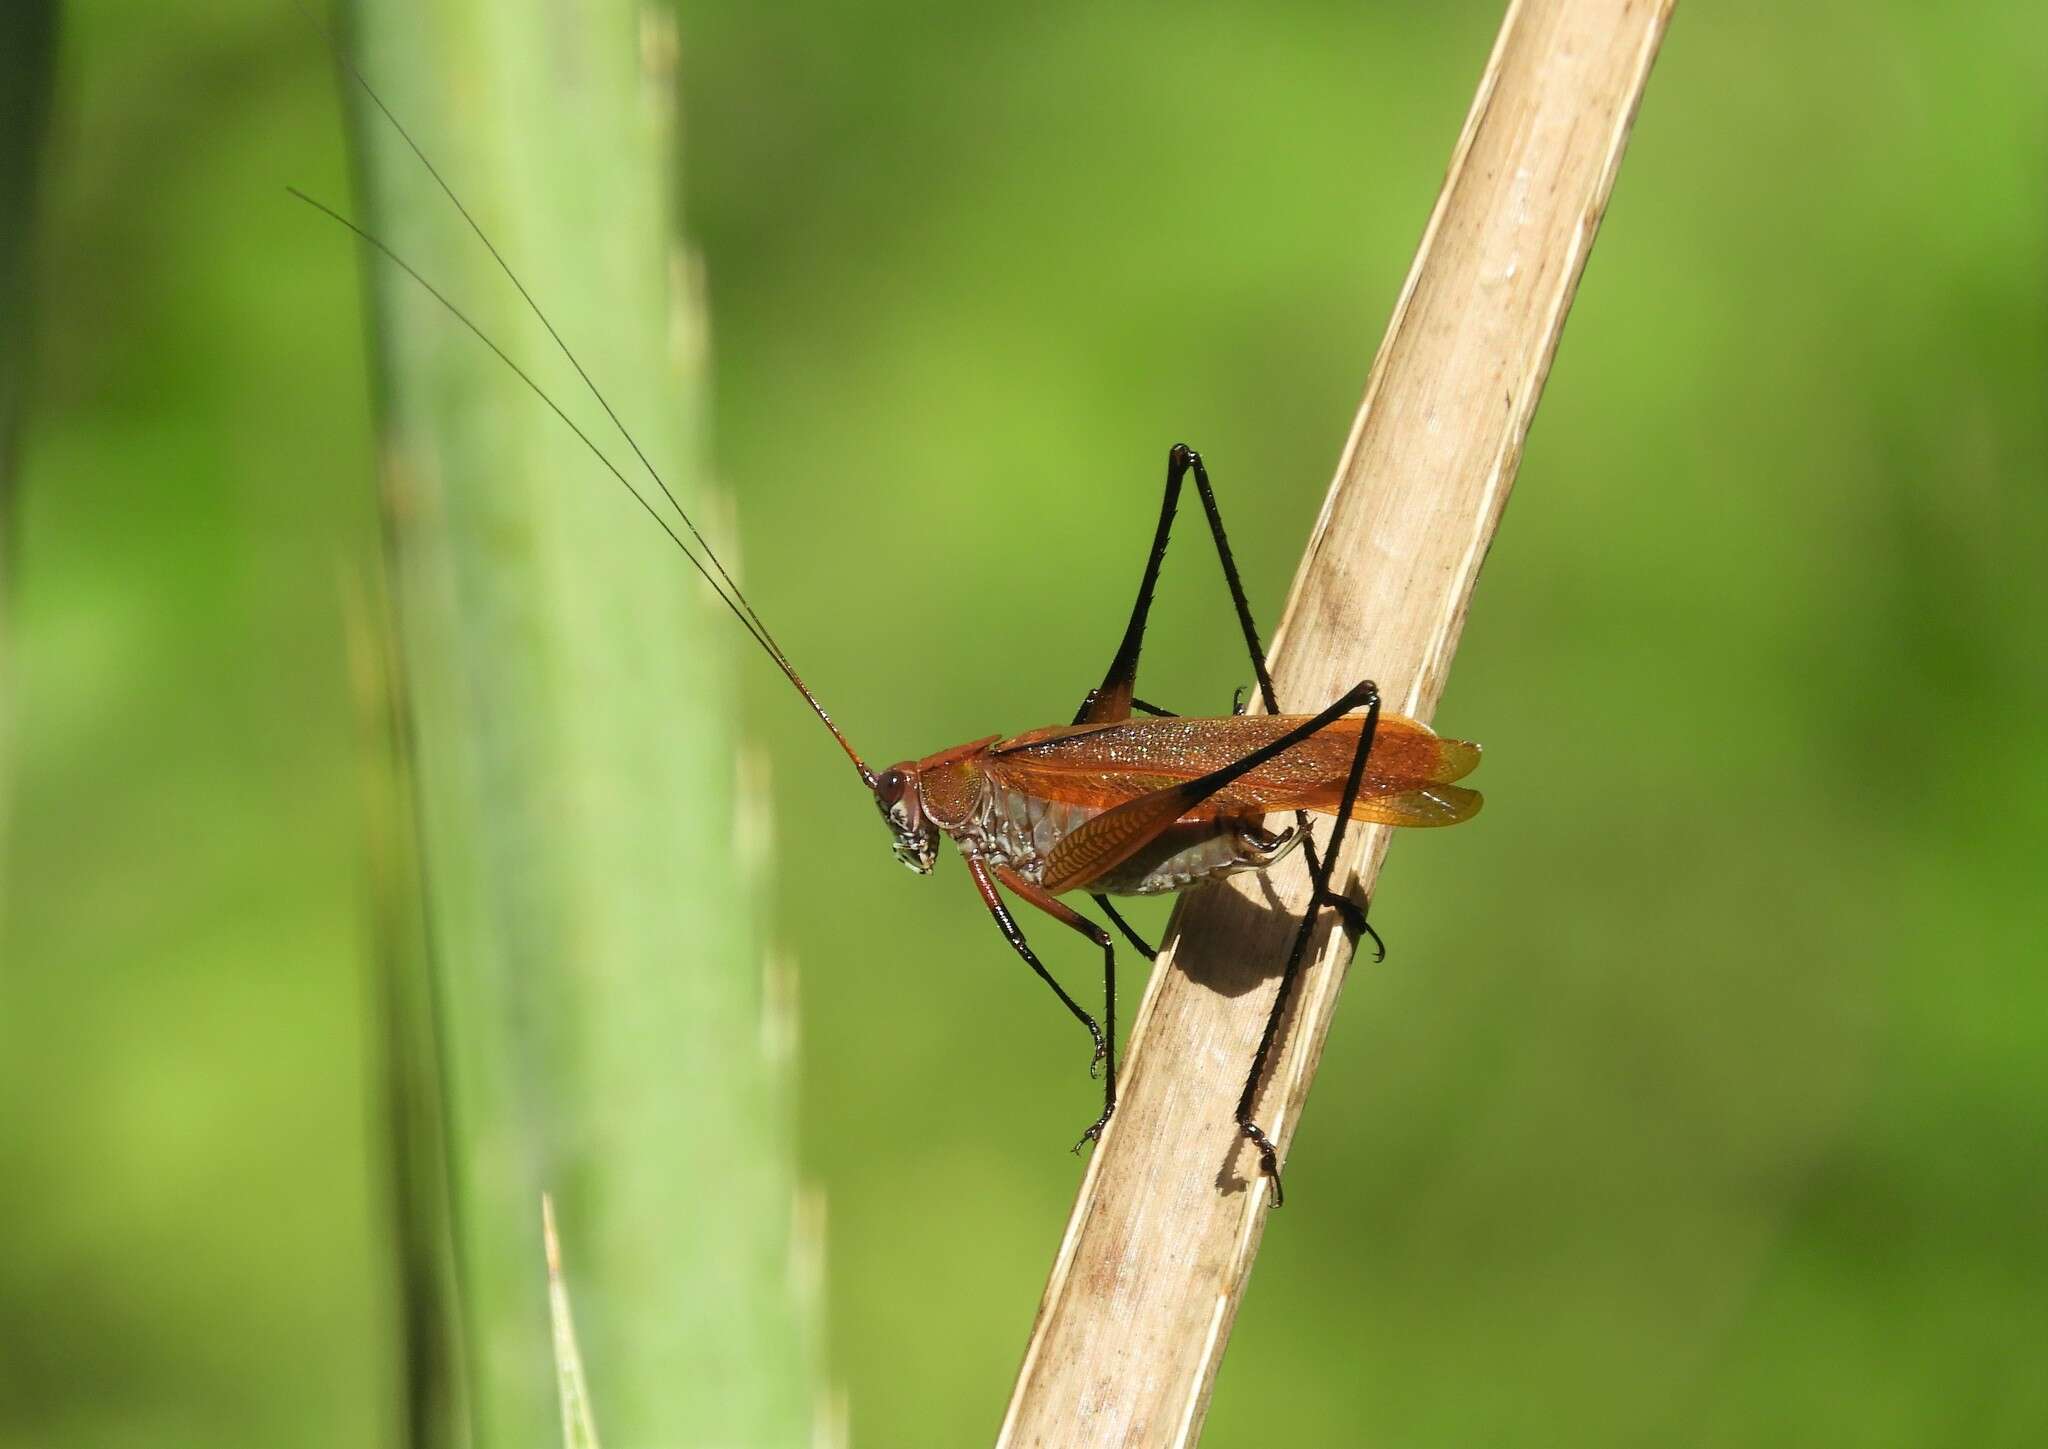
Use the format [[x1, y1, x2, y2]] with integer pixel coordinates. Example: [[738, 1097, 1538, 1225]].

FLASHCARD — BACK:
[[874, 768, 911, 822]]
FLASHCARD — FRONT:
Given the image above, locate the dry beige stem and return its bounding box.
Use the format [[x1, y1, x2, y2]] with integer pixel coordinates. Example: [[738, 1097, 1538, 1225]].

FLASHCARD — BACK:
[[996, 0, 1676, 1444]]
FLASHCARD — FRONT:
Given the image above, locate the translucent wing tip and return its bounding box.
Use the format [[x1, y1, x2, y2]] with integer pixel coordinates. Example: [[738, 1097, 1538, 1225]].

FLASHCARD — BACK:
[[1434, 736, 1483, 784], [1353, 782, 1484, 828]]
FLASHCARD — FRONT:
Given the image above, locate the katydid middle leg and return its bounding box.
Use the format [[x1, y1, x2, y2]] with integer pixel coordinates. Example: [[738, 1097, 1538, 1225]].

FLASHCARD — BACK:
[[991, 864, 1121, 1151]]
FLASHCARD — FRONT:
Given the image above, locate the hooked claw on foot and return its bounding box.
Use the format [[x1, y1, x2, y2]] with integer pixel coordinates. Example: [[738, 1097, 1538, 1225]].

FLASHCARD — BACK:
[[1240, 1119, 1287, 1207], [1319, 890, 1385, 963], [1071, 1104, 1114, 1155]]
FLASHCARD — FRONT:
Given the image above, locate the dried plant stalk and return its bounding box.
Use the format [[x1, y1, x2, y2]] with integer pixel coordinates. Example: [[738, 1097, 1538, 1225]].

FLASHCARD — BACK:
[[997, 0, 1677, 1443]]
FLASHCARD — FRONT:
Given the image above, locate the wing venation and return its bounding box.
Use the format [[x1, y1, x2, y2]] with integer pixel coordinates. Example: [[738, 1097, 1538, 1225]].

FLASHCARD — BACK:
[[986, 711, 1482, 823]]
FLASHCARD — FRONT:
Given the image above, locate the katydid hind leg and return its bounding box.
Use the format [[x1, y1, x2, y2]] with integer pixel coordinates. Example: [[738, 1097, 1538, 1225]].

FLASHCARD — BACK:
[[1075, 443, 1272, 727], [1179, 446, 1336, 885], [1076, 443, 1328, 895], [1235, 682, 1383, 1207], [1073, 447, 1188, 726], [1041, 679, 1380, 898]]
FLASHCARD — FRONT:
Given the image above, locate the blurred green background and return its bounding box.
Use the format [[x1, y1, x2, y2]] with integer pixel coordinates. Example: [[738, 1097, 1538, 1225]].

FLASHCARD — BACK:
[[5, 0, 2045, 1445]]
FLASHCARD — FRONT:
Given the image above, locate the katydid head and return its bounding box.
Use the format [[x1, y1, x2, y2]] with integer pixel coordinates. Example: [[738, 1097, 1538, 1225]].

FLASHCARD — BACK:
[[873, 764, 938, 875]]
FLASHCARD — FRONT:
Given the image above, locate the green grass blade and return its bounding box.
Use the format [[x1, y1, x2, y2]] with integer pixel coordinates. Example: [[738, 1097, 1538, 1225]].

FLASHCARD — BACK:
[[341, 2, 817, 1444], [345, 569, 470, 1449]]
